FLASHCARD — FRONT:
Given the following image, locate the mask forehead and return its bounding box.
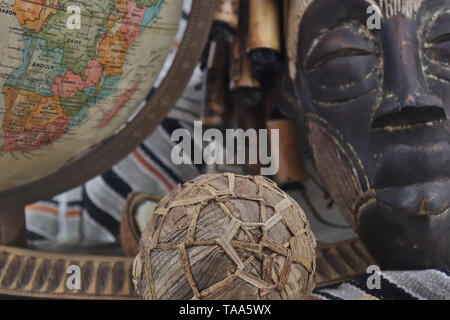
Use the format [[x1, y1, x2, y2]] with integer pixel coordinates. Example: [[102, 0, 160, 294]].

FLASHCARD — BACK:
[[374, 0, 423, 18], [289, 0, 424, 27], [286, 0, 424, 79]]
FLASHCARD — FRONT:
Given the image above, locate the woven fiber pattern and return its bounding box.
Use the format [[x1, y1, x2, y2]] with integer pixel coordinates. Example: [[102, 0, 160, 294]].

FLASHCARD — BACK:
[[133, 173, 316, 300]]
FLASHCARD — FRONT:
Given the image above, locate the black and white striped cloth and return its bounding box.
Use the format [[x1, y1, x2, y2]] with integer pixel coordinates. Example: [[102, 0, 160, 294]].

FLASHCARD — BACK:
[[312, 269, 450, 300]]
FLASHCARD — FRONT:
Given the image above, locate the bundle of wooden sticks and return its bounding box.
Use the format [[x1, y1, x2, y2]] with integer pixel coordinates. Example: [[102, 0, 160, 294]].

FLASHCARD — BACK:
[[201, 0, 307, 190]]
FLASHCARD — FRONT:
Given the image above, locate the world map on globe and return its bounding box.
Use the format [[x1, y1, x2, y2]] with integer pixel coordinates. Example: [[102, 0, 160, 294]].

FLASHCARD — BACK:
[[0, 0, 182, 191]]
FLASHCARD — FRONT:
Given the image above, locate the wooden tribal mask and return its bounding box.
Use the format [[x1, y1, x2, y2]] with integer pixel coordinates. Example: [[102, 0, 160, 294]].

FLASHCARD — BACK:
[[283, 0, 449, 270]]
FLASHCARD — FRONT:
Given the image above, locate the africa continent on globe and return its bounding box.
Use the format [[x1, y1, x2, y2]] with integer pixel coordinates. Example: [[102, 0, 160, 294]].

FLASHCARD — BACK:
[[0, 0, 182, 191]]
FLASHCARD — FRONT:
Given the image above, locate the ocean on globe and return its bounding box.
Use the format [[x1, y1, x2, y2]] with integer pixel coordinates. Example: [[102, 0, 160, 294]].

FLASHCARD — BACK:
[[0, 0, 183, 191]]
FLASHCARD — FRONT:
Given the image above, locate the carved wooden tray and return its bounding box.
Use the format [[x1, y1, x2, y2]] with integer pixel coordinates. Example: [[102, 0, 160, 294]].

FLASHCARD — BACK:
[[0, 238, 375, 299]]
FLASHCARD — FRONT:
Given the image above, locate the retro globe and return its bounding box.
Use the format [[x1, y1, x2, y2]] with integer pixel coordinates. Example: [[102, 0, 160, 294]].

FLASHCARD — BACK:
[[0, 0, 182, 190], [0, 0, 215, 246]]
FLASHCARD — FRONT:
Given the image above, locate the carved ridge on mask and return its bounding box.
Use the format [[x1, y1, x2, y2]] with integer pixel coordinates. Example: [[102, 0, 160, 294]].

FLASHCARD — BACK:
[[312, 67, 377, 90], [286, 0, 424, 80], [285, 0, 313, 80], [307, 114, 372, 229], [305, 113, 373, 192], [355, 192, 377, 228], [306, 113, 371, 191], [311, 88, 379, 107], [376, 0, 423, 17]]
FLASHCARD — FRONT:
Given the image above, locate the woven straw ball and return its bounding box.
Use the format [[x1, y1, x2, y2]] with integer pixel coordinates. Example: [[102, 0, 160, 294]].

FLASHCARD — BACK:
[[133, 173, 316, 300]]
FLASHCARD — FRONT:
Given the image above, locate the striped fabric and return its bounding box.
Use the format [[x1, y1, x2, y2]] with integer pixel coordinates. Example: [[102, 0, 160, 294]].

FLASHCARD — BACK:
[[312, 269, 450, 300]]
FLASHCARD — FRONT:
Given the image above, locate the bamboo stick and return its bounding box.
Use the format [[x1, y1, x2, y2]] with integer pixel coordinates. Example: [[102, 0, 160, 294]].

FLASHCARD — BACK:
[[263, 76, 308, 187], [229, 1, 262, 110], [248, 0, 282, 74], [214, 0, 240, 32], [202, 34, 232, 130], [201, 0, 238, 130]]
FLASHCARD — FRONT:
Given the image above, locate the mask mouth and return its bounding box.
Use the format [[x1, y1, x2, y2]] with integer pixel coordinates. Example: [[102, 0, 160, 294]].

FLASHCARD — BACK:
[[371, 106, 447, 132], [374, 141, 450, 190]]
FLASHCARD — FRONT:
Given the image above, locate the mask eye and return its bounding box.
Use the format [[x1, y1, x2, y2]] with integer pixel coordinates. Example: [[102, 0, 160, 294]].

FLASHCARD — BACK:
[[428, 33, 450, 44], [308, 48, 373, 70], [425, 12, 450, 66], [302, 25, 378, 92], [425, 40, 450, 66], [304, 25, 376, 72]]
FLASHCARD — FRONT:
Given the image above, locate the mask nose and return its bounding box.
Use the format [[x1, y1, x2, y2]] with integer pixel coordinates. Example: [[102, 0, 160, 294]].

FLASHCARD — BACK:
[[372, 93, 446, 131], [372, 17, 448, 130]]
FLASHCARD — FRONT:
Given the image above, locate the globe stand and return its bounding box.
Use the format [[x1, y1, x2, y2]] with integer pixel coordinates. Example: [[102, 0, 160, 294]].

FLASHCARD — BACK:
[[0, 205, 26, 247]]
